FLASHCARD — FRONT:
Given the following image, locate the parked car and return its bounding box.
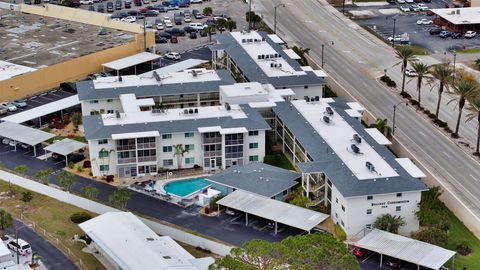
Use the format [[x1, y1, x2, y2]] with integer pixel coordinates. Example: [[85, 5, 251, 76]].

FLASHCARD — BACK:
[[156, 36, 168, 43], [426, 10, 434, 16], [225, 208, 236, 216], [1, 103, 17, 112], [155, 19, 164, 29], [80, 0, 93, 4], [167, 27, 185, 36], [183, 26, 197, 33], [124, 0, 131, 8], [451, 32, 462, 39], [121, 16, 136, 22], [88, 5, 95, 11], [409, 4, 420, 12], [145, 21, 153, 28], [189, 22, 206, 31], [133, 0, 141, 5], [0, 106, 8, 115], [164, 52, 181, 60], [163, 17, 173, 28], [190, 0, 201, 3], [97, 3, 105, 12], [7, 237, 32, 256], [385, 258, 401, 269], [405, 68, 417, 77], [399, 5, 410, 12], [1, 138, 11, 144], [158, 31, 172, 39], [189, 31, 197, 39], [115, 0, 122, 10], [24, 0, 32, 4], [352, 247, 365, 258], [396, 0, 405, 3], [11, 99, 27, 108], [439, 30, 452, 38], [417, 3, 428, 10], [192, 9, 202, 19], [174, 16, 182, 25], [429, 27, 442, 35], [143, 0, 150, 3], [106, 2, 114, 12], [127, 10, 138, 16], [464, 31, 477, 38], [416, 18, 432, 25], [145, 10, 159, 17], [170, 35, 178, 43]]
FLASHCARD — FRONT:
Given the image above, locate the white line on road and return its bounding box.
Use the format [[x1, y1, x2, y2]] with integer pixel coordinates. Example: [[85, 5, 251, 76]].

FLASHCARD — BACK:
[[305, 20, 312, 23], [419, 131, 427, 137], [471, 174, 479, 181], [442, 151, 451, 158]]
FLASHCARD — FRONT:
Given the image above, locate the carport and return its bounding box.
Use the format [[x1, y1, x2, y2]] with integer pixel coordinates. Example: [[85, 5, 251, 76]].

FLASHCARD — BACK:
[[43, 138, 87, 167], [355, 229, 456, 270], [102, 52, 162, 76], [216, 190, 329, 234], [0, 121, 54, 156]]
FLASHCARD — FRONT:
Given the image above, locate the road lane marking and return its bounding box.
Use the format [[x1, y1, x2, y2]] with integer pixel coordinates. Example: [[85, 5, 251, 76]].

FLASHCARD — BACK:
[[471, 174, 478, 181], [419, 131, 427, 137], [442, 151, 450, 158]]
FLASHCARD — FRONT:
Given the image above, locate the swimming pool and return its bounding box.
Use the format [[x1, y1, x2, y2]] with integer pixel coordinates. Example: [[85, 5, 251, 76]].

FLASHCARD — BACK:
[[163, 178, 211, 198]]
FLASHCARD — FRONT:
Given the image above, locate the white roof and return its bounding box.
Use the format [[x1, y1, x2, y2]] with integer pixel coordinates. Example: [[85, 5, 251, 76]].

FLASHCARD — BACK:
[[79, 212, 212, 270], [0, 242, 10, 258], [300, 66, 328, 78], [346, 101, 365, 112], [142, 59, 208, 77], [197, 126, 222, 133], [44, 138, 87, 156], [230, 31, 307, 78], [356, 229, 455, 270], [267, 34, 284, 44], [219, 127, 248, 134], [1, 95, 80, 124], [431, 7, 480, 25], [283, 49, 301, 59], [102, 52, 161, 71], [217, 190, 329, 231], [365, 128, 392, 145], [93, 68, 221, 89], [344, 109, 363, 118], [395, 158, 426, 178], [219, 82, 294, 106], [112, 131, 160, 140], [292, 100, 398, 180], [0, 122, 54, 145], [0, 60, 37, 81], [120, 94, 155, 114]]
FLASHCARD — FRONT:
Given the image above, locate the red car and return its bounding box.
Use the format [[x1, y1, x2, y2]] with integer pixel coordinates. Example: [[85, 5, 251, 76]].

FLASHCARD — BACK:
[[426, 10, 434, 16], [139, 7, 148, 14], [352, 247, 365, 258], [170, 36, 178, 43]]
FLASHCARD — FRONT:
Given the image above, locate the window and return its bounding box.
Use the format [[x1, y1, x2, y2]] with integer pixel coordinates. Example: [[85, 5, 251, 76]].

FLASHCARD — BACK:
[[341, 205, 345, 212], [163, 159, 173, 166], [335, 198, 338, 203], [107, 110, 114, 114], [396, 193, 402, 197], [249, 143, 258, 149], [366, 209, 372, 215], [185, 132, 194, 138], [185, 144, 195, 151], [98, 139, 108, 145], [163, 146, 172, 153], [89, 100, 99, 104], [107, 99, 113, 103], [335, 212, 338, 218], [367, 195, 373, 200], [185, 157, 195, 164], [90, 111, 96, 116], [396, 206, 401, 212], [98, 149, 109, 158], [162, 134, 172, 140], [249, 155, 259, 162], [340, 220, 345, 227], [99, 165, 109, 171], [248, 130, 259, 136]]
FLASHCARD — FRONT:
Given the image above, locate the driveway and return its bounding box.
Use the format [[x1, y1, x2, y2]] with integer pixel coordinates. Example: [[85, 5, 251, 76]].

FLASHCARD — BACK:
[[5, 220, 79, 270]]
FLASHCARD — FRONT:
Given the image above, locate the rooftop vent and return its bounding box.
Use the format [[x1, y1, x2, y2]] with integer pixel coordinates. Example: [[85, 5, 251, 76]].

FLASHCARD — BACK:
[[191, 69, 198, 77], [323, 116, 330, 124], [115, 110, 121, 119], [225, 102, 231, 111], [152, 71, 161, 82], [353, 134, 362, 144], [351, 144, 360, 154], [315, 96, 320, 102], [366, 161, 376, 172], [325, 107, 334, 116]]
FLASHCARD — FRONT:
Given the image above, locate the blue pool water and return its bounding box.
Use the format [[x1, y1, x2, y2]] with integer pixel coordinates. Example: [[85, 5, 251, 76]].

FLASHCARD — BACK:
[[164, 178, 211, 197]]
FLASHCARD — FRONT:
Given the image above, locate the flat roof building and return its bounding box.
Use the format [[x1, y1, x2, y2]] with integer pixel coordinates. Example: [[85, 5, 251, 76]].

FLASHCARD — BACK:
[[432, 7, 480, 32]]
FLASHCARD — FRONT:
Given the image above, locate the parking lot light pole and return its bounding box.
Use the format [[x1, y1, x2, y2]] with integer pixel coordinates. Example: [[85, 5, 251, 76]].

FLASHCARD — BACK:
[[321, 41, 334, 68], [392, 101, 408, 136], [386, 17, 397, 48], [273, 3, 285, 34], [444, 51, 457, 84], [143, 17, 147, 51]]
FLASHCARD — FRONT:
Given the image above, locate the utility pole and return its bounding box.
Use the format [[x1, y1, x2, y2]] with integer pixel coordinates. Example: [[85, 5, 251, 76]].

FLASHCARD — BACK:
[[392, 101, 407, 136], [248, 0, 252, 30], [321, 41, 334, 68], [274, 3, 285, 34], [143, 17, 147, 51]]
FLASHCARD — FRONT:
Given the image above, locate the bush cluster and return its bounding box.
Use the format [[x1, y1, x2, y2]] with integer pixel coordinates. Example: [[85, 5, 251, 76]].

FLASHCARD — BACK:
[[70, 212, 92, 224], [380, 75, 397, 88]]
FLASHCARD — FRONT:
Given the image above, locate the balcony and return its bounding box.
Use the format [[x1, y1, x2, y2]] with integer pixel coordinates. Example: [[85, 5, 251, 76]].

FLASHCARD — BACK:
[[225, 140, 244, 145], [204, 151, 222, 157], [138, 156, 156, 163], [137, 142, 156, 149], [116, 145, 136, 151], [203, 138, 222, 144], [117, 157, 136, 164]]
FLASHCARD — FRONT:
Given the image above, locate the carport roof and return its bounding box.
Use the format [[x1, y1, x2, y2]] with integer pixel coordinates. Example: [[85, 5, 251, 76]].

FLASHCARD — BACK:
[[0, 121, 54, 145], [102, 52, 161, 71], [43, 138, 86, 156], [217, 190, 328, 231], [355, 229, 455, 270]]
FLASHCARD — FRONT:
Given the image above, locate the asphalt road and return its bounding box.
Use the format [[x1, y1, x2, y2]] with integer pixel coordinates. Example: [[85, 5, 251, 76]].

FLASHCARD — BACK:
[[5, 220, 79, 270], [255, 0, 480, 229]]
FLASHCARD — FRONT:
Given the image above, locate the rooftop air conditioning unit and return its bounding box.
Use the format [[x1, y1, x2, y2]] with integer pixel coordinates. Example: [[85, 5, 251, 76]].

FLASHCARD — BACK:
[[242, 39, 246, 43], [323, 116, 330, 123], [366, 161, 375, 172], [353, 134, 362, 144], [153, 71, 161, 82], [115, 110, 121, 119], [191, 70, 198, 77], [270, 62, 275, 68], [278, 63, 282, 68], [325, 107, 334, 116], [225, 102, 231, 111], [351, 144, 360, 154], [258, 55, 262, 59]]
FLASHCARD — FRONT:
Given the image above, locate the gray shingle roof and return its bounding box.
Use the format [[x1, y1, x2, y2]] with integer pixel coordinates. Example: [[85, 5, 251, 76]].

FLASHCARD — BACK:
[[83, 104, 270, 140], [273, 99, 427, 198], [206, 162, 300, 198], [76, 70, 235, 101], [212, 32, 326, 88]]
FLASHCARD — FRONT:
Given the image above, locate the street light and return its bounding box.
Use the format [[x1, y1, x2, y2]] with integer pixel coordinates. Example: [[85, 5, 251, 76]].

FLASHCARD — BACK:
[[273, 3, 285, 34], [321, 41, 334, 68], [444, 50, 457, 84], [248, 0, 253, 30], [392, 101, 408, 136], [386, 17, 397, 48], [14, 224, 32, 265]]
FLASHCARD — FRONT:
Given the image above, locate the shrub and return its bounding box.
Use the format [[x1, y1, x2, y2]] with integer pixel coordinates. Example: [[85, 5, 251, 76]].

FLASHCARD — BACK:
[[380, 75, 397, 88], [193, 164, 201, 169], [68, 161, 75, 169], [263, 155, 276, 165], [209, 195, 225, 210], [411, 227, 447, 245], [105, 175, 114, 183], [70, 212, 92, 224], [400, 91, 412, 99], [409, 100, 419, 106], [433, 119, 448, 128], [76, 165, 83, 172], [457, 244, 472, 256], [335, 224, 347, 241], [83, 160, 91, 169]]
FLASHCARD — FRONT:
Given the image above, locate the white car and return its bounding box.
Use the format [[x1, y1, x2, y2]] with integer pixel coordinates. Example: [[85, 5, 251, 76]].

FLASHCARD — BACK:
[[2, 138, 11, 145], [400, 5, 410, 12], [405, 0, 414, 3], [417, 3, 428, 10], [0, 102, 17, 112], [156, 22, 164, 30], [464, 31, 477, 38], [416, 19, 433, 25], [121, 16, 136, 23], [6, 237, 32, 256], [396, 0, 405, 3], [164, 52, 181, 60], [80, 0, 93, 4], [405, 68, 417, 77], [0, 105, 8, 115], [189, 22, 207, 31], [387, 35, 402, 42], [184, 15, 192, 23], [163, 17, 173, 28], [190, 0, 202, 3]]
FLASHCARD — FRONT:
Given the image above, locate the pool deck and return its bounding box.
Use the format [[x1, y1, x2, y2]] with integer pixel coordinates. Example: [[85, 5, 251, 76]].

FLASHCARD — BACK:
[[154, 175, 211, 198]]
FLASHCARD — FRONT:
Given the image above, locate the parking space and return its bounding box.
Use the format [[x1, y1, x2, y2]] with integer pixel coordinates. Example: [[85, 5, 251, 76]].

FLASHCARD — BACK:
[[159, 45, 211, 66]]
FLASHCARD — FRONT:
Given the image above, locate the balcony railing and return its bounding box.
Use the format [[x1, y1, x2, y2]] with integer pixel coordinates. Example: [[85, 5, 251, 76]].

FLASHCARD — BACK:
[[117, 157, 136, 164], [137, 143, 156, 149], [116, 145, 136, 151], [138, 156, 156, 163], [225, 140, 244, 145], [203, 138, 222, 144], [204, 151, 222, 157]]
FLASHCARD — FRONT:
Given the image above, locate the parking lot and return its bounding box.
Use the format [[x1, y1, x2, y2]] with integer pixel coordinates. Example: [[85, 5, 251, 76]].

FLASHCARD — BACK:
[[345, 0, 480, 54]]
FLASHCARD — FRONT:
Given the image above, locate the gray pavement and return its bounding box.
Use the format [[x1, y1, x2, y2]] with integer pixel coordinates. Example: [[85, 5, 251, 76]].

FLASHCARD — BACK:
[[255, 0, 480, 234]]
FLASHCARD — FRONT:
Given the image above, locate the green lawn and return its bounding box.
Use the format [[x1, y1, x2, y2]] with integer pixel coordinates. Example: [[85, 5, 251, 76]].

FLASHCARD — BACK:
[[264, 153, 295, 171], [456, 48, 480, 54], [444, 211, 480, 270], [395, 45, 430, 55]]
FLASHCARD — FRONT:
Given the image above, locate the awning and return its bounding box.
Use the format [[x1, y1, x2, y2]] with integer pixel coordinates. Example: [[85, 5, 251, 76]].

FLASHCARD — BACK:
[[355, 229, 455, 270], [217, 190, 328, 231], [102, 52, 161, 71], [283, 49, 301, 60], [1, 95, 79, 124], [0, 121, 54, 145], [44, 138, 87, 156], [395, 158, 426, 178], [267, 34, 284, 44], [365, 128, 392, 145], [111, 131, 160, 140]]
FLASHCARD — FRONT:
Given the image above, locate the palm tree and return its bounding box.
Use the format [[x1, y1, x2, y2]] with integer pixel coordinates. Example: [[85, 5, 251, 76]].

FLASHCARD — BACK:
[[394, 47, 416, 94], [410, 61, 430, 107], [204, 26, 213, 42], [216, 18, 227, 33], [292, 46, 310, 66], [108, 187, 131, 210], [370, 118, 393, 138], [35, 168, 53, 184], [173, 144, 188, 170], [374, 214, 406, 234], [14, 165, 29, 175], [0, 209, 13, 237], [448, 78, 478, 136], [225, 20, 237, 32], [466, 95, 480, 155], [82, 185, 99, 200], [429, 64, 453, 119]]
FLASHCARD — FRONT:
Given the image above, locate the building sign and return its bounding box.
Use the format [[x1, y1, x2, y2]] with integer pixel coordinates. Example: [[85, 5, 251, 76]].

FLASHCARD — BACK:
[[371, 200, 410, 207]]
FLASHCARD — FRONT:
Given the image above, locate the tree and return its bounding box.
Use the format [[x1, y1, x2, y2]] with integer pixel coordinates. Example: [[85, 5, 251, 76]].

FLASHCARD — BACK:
[[30, 251, 42, 270], [211, 233, 360, 270], [374, 214, 405, 234], [394, 47, 416, 94], [215, 18, 227, 33], [204, 26, 214, 42], [289, 195, 311, 207], [0, 209, 13, 237], [57, 170, 76, 192], [466, 95, 480, 154], [34, 168, 53, 184], [475, 58, 480, 70], [202, 6, 212, 16], [410, 61, 430, 107], [82, 185, 99, 200], [20, 191, 33, 204], [411, 227, 447, 246], [428, 64, 453, 119], [291, 46, 310, 66], [245, 11, 262, 29], [448, 78, 478, 136], [108, 187, 131, 209], [225, 20, 237, 31], [173, 144, 188, 170], [370, 118, 392, 138], [14, 165, 29, 175], [70, 112, 82, 129]]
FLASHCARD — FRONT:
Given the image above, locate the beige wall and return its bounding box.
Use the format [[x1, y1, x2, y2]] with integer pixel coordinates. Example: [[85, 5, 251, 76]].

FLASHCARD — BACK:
[[471, 0, 480, 7]]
